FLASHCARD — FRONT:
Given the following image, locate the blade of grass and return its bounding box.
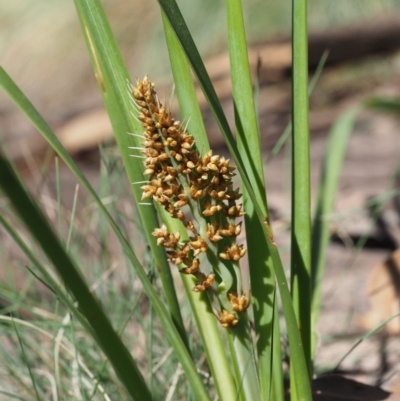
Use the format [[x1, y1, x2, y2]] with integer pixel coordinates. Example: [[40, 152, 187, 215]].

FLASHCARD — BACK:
[[72, 0, 187, 345], [156, 1, 312, 399], [66, 184, 79, 251], [55, 157, 63, 241], [364, 97, 400, 114], [311, 107, 359, 359], [0, 70, 211, 401], [0, 314, 112, 400], [225, 0, 278, 399], [148, 265, 155, 397], [291, 0, 312, 388], [161, 13, 238, 401], [0, 218, 89, 335], [254, 51, 285, 401], [0, 390, 27, 401], [12, 318, 41, 401], [90, 287, 144, 400]]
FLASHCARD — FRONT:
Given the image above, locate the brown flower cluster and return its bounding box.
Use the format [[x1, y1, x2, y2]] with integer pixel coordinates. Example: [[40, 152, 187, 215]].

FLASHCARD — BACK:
[[132, 76, 250, 328]]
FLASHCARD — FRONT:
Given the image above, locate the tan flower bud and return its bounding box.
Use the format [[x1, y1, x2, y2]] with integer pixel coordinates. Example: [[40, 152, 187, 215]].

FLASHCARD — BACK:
[[227, 205, 243, 217], [235, 222, 242, 236], [163, 174, 175, 182], [174, 199, 188, 208], [192, 273, 215, 292], [181, 141, 193, 150], [206, 223, 223, 242], [143, 140, 154, 148], [207, 163, 218, 172], [228, 293, 250, 313], [218, 310, 238, 328], [152, 228, 167, 241], [219, 244, 246, 261], [167, 126, 178, 135], [175, 210, 184, 220], [180, 258, 200, 275], [133, 88, 144, 100], [158, 153, 169, 161]]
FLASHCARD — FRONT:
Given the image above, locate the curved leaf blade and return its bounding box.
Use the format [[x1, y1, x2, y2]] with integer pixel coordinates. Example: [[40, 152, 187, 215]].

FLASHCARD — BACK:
[[73, 0, 186, 343]]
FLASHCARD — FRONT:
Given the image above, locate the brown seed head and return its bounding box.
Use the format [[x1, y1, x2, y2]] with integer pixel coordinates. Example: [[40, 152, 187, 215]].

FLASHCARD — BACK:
[[218, 310, 239, 328], [228, 293, 250, 313], [180, 258, 200, 275], [219, 244, 247, 261], [192, 273, 215, 292]]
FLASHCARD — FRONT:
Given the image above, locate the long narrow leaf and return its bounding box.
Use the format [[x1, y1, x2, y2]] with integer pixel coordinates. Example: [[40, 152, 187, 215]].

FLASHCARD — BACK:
[[73, 0, 187, 343], [225, 0, 277, 399], [291, 0, 312, 388]]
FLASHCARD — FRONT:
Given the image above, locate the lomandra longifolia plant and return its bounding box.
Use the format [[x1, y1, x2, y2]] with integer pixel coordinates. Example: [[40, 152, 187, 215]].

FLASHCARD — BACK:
[[133, 77, 250, 328], [2, 0, 361, 399]]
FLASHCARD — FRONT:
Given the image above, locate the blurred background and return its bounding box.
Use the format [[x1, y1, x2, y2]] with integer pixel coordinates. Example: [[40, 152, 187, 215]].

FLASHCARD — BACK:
[[2, 0, 400, 396], [2, 0, 400, 162]]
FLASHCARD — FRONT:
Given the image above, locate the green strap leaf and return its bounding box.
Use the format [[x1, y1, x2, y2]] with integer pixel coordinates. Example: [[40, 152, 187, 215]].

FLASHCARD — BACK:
[[226, 0, 275, 399], [73, 0, 187, 344], [291, 0, 312, 388]]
